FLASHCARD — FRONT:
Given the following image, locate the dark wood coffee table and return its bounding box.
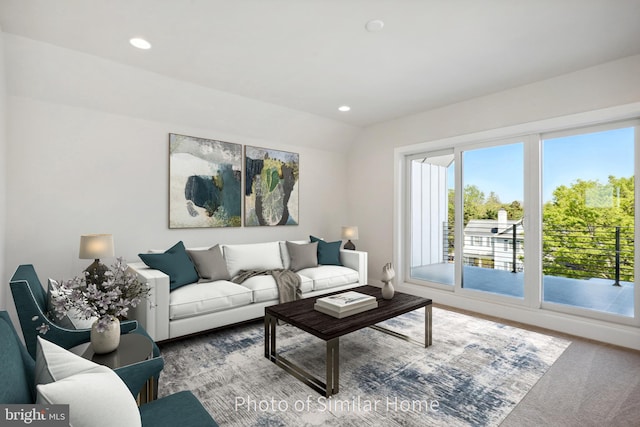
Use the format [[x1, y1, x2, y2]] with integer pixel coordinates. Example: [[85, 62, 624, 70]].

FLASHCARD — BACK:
[[264, 285, 432, 397]]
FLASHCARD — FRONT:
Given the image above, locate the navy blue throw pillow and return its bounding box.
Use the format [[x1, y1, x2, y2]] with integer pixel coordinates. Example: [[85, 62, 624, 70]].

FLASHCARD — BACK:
[[139, 241, 199, 291], [310, 235, 343, 266]]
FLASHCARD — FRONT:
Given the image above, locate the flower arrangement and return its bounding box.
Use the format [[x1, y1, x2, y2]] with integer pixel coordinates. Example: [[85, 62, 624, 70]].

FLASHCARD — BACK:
[[51, 257, 150, 332]]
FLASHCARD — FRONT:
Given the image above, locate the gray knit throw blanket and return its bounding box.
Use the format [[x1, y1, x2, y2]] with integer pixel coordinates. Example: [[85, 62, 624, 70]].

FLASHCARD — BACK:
[[232, 269, 302, 304]]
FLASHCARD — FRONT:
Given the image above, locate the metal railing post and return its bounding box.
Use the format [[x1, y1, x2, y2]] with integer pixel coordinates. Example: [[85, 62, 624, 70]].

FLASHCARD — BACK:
[[613, 226, 621, 287], [512, 224, 517, 273]]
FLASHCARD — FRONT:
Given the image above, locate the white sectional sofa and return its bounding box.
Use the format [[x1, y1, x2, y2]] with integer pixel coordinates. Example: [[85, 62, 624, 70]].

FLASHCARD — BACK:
[[128, 240, 368, 342]]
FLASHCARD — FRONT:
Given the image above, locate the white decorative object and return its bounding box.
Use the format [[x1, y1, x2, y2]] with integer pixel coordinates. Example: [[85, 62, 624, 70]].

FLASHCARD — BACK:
[[90, 318, 121, 354], [381, 262, 395, 299], [316, 291, 376, 312]]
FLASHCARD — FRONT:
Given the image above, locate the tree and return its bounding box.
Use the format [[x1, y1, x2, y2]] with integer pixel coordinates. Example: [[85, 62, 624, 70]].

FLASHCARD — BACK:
[[463, 185, 486, 225], [484, 192, 502, 219], [542, 176, 634, 281], [505, 200, 524, 220]]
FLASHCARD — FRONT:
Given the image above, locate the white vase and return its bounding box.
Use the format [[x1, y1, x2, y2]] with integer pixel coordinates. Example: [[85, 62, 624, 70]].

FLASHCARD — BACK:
[[90, 318, 121, 354], [381, 262, 395, 299], [381, 281, 395, 299]]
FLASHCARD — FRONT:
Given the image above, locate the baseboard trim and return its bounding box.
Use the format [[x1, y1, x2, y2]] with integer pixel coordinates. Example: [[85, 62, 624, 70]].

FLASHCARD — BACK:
[[396, 282, 640, 351]]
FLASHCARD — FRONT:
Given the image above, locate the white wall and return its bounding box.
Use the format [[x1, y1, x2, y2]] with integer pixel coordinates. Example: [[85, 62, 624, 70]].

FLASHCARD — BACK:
[[3, 34, 360, 285], [0, 28, 7, 310]]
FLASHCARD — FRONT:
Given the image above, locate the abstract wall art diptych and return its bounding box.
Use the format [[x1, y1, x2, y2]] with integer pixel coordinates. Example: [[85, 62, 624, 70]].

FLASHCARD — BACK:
[[245, 146, 299, 226], [169, 133, 242, 228]]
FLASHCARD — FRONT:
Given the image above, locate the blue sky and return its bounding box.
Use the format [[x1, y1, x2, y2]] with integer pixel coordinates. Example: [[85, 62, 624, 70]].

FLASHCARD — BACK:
[[448, 126, 635, 204]]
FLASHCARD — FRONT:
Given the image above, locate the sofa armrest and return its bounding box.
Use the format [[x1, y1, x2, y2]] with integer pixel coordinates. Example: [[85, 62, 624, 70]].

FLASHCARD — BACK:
[[127, 262, 171, 342], [340, 250, 368, 285]]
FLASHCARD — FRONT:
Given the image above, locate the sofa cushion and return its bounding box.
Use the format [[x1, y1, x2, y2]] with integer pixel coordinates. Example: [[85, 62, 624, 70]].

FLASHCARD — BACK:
[[297, 265, 359, 291], [35, 337, 141, 427], [286, 241, 318, 272], [140, 390, 217, 427], [169, 281, 253, 320], [238, 275, 313, 303], [187, 245, 231, 282], [139, 241, 199, 291], [310, 235, 343, 266], [223, 242, 283, 278]]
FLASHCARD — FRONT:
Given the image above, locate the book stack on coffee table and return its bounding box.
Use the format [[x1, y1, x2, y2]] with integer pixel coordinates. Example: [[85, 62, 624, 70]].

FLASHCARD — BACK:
[[314, 291, 378, 318]]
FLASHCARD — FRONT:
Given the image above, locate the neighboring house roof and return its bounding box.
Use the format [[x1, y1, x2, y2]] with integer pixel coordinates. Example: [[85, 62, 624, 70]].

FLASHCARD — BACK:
[[464, 219, 524, 237]]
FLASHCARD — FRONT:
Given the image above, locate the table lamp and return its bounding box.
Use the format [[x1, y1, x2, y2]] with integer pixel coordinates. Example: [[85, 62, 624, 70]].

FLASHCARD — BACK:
[[341, 226, 359, 250], [79, 234, 114, 284]]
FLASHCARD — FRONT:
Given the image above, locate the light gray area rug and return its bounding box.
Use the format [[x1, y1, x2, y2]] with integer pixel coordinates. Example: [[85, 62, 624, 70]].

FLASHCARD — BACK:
[[159, 308, 570, 426]]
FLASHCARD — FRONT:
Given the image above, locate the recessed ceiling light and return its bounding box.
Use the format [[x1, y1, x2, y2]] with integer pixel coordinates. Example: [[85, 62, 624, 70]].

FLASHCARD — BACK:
[[129, 38, 151, 50], [338, 106, 351, 112], [365, 20, 384, 32]]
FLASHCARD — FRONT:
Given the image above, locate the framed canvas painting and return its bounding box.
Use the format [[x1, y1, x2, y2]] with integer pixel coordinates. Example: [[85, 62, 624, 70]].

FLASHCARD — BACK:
[[169, 133, 242, 228], [245, 146, 299, 226]]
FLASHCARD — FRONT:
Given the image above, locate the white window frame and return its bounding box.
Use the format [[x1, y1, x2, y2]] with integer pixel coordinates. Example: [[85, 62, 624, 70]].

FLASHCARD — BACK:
[[394, 103, 640, 336]]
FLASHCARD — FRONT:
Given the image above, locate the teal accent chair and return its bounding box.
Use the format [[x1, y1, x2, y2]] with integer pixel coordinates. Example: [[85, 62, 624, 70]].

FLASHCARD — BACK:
[[10, 264, 162, 398], [0, 311, 218, 426]]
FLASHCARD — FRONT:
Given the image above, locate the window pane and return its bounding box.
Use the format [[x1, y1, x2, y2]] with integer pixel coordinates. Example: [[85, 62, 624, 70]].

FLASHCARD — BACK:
[[410, 153, 454, 285], [461, 143, 525, 298], [542, 126, 635, 317]]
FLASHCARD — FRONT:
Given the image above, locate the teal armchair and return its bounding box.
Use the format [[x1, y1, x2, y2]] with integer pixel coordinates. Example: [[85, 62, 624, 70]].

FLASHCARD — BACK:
[[0, 311, 217, 426], [10, 264, 162, 398], [10, 264, 160, 357]]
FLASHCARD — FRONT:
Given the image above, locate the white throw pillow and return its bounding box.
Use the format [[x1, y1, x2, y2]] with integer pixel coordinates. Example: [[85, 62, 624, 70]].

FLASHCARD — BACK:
[[35, 337, 141, 427], [223, 242, 284, 278]]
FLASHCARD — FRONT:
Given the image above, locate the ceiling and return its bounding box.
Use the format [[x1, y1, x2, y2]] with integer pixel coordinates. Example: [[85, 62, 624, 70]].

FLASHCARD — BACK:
[[1, 0, 640, 127]]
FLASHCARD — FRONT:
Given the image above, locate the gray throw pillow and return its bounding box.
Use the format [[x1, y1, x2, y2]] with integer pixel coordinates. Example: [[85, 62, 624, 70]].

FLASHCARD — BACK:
[[187, 245, 231, 282], [286, 241, 318, 272]]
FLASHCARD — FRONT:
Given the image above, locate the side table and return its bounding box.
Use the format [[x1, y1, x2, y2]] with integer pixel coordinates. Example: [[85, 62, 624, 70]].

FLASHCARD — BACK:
[[68, 333, 154, 404]]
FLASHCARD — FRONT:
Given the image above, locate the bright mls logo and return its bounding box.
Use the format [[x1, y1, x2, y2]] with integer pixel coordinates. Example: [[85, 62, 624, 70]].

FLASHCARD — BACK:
[[1, 405, 69, 426]]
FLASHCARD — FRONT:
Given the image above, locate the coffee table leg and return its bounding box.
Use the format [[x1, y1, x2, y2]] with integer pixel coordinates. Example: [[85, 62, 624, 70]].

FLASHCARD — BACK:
[[264, 313, 269, 358], [425, 304, 432, 348], [326, 338, 339, 397], [264, 313, 277, 360], [264, 317, 340, 397]]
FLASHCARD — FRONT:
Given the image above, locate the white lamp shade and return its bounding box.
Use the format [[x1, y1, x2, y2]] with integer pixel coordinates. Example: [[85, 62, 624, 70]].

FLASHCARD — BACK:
[[79, 234, 114, 259], [341, 226, 359, 240]]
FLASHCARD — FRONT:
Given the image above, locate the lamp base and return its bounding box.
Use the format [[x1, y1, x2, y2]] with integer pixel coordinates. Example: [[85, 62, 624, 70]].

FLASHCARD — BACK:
[[344, 240, 356, 250], [85, 259, 109, 285]]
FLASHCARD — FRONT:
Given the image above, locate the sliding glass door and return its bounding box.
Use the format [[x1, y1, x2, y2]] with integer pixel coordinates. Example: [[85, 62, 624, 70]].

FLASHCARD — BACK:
[[409, 151, 455, 286], [542, 124, 635, 317], [404, 116, 638, 326], [460, 141, 525, 299]]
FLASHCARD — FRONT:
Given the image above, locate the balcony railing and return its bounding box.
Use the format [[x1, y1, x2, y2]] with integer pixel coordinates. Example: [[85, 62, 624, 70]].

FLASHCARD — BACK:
[[442, 223, 634, 285], [543, 225, 634, 286]]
